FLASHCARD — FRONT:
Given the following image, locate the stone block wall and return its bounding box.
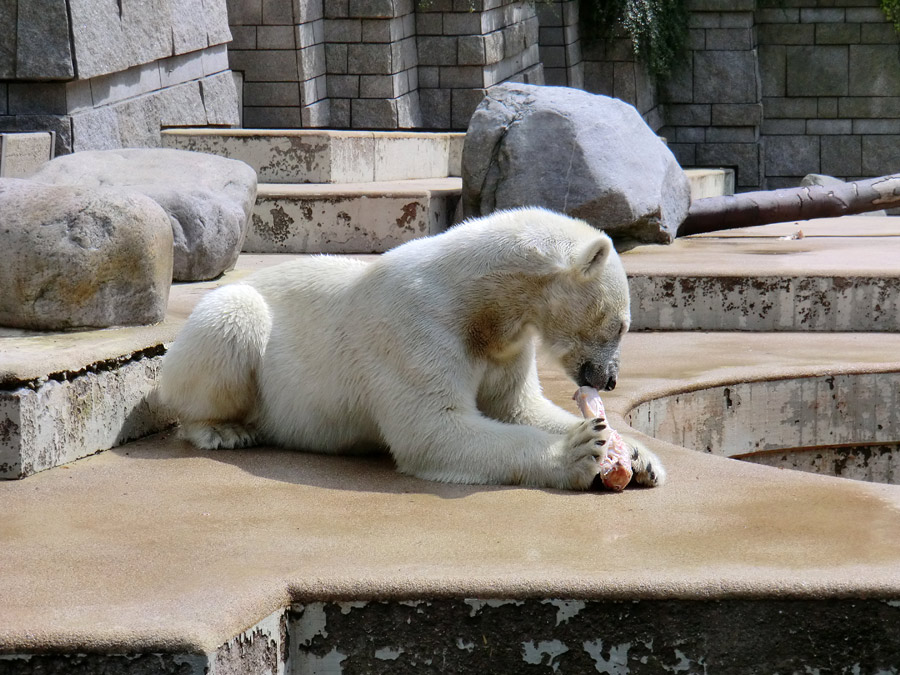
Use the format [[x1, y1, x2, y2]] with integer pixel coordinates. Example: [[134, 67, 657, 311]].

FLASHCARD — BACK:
[[581, 34, 663, 131], [227, 0, 329, 128], [757, 0, 900, 188], [0, 0, 240, 155], [225, 0, 543, 129], [326, 0, 421, 129], [657, 0, 764, 189], [415, 0, 544, 129], [537, 0, 584, 88]]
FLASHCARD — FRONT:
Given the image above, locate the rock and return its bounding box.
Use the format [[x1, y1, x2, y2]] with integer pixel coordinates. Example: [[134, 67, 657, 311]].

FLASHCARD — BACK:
[[31, 148, 257, 281], [0, 178, 173, 330], [462, 83, 691, 245], [801, 174, 887, 217]]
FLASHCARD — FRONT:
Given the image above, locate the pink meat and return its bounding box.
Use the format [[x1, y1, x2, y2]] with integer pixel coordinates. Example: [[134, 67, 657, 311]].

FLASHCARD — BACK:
[[572, 386, 633, 491]]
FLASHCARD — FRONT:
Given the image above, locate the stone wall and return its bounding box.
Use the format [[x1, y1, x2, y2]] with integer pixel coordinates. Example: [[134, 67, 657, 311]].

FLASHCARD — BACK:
[[227, 0, 329, 128], [225, 0, 543, 129], [537, 0, 584, 88], [657, 0, 764, 190], [654, 0, 900, 190], [757, 0, 900, 188], [581, 33, 664, 131], [0, 0, 240, 155]]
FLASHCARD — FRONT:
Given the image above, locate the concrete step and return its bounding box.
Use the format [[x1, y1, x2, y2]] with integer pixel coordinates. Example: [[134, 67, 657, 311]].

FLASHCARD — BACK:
[[246, 178, 462, 254], [161, 128, 464, 184], [0, 131, 55, 178], [684, 167, 734, 199]]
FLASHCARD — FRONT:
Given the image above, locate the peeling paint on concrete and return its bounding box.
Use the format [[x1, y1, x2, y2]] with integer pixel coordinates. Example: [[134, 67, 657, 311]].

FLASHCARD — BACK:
[[543, 599, 586, 626], [246, 184, 460, 254], [338, 601, 368, 614], [374, 645, 404, 660], [295, 603, 329, 646], [583, 639, 631, 674], [464, 598, 524, 617], [161, 129, 464, 184], [1, 350, 172, 479], [294, 646, 347, 675], [628, 275, 900, 332], [522, 639, 569, 671]]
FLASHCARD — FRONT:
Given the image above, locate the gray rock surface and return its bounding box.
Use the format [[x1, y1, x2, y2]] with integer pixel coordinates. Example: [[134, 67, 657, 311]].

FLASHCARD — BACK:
[[462, 83, 691, 244], [801, 173, 887, 217], [0, 179, 173, 330], [31, 148, 257, 280]]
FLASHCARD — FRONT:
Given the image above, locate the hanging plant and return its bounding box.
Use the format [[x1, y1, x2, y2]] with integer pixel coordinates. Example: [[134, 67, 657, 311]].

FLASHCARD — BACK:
[[883, 0, 900, 34], [580, 0, 689, 77]]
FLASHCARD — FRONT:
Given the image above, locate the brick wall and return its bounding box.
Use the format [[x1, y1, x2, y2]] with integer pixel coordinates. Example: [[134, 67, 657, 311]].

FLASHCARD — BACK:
[[537, 0, 584, 88], [757, 0, 900, 188], [227, 0, 329, 128], [0, 0, 240, 154], [226, 0, 543, 129], [415, 0, 544, 129], [657, 0, 763, 189]]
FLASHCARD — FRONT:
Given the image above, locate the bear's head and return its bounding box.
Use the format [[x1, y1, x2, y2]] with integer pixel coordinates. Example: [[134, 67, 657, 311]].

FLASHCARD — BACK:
[[539, 233, 631, 391]]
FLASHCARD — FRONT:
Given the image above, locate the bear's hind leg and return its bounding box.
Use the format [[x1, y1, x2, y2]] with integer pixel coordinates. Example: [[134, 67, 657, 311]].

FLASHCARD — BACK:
[[158, 284, 272, 450], [625, 437, 666, 487], [180, 421, 258, 450]]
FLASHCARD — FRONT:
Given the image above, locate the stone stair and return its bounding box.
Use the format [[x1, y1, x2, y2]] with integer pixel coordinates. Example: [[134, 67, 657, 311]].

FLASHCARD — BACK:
[[162, 129, 464, 254]]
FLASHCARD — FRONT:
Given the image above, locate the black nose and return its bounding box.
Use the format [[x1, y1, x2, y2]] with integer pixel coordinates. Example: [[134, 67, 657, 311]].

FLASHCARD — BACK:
[[577, 362, 617, 391]]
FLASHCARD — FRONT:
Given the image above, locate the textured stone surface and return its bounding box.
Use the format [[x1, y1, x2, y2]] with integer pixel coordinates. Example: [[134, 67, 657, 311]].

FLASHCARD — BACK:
[[15, 0, 74, 79], [0, 132, 54, 178], [462, 83, 690, 244], [0, 350, 169, 479], [0, 178, 173, 330], [247, 178, 461, 253], [31, 149, 257, 281]]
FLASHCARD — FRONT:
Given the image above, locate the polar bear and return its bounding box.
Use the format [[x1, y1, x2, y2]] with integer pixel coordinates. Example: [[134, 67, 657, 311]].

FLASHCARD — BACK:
[[158, 207, 665, 490]]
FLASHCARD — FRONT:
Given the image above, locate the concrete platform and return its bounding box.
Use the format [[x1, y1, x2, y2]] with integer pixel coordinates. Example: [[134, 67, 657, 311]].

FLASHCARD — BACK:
[[1, 331, 900, 671], [2, 216, 900, 672], [629, 216, 900, 331]]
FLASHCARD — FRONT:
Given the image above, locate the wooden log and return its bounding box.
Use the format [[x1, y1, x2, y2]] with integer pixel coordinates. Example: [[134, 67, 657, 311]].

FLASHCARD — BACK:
[[678, 173, 900, 237]]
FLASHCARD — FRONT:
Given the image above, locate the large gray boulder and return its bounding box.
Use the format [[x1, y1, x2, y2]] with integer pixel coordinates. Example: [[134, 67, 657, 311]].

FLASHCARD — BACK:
[[462, 83, 691, 244], [31, 148, 257, 281], [0, 179, 173, 329]]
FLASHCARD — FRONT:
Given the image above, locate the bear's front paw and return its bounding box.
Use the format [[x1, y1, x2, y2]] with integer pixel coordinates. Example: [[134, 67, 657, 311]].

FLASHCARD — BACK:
[[553, 417, 611, 490]]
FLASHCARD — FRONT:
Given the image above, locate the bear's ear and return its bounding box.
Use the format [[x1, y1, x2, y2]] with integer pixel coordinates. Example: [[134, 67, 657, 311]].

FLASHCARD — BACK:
[[575, 236, 613, 277]]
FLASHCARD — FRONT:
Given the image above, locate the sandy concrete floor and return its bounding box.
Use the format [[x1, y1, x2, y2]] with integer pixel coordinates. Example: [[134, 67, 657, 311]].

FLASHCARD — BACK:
[[1, 218, 900, 654]]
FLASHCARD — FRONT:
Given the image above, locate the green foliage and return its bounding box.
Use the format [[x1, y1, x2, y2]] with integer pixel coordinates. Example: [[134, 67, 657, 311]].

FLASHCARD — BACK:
[[580, 0, 689, 77], [883, 0, 900, 34]]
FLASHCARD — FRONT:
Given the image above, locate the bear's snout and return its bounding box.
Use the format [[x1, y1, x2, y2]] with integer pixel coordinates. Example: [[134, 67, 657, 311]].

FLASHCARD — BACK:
[[577, 361, 617, 391]]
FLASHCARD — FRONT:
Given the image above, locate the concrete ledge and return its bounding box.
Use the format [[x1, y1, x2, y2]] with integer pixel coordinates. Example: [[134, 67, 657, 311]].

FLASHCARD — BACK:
[[0, 132, 54, 178], [625, 216, 900, 331], [161, 129, 466, 183], [248, 179, 462, 253]]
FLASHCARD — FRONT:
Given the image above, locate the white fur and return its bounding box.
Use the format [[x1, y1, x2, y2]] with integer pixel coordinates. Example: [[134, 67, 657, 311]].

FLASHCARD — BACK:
[[158, 207, 665, 490]]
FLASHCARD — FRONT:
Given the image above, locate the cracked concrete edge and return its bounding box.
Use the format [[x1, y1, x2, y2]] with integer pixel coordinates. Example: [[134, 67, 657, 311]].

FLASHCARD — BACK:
[[0, 351, 173, 479], [0, 608, 289, 675]]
